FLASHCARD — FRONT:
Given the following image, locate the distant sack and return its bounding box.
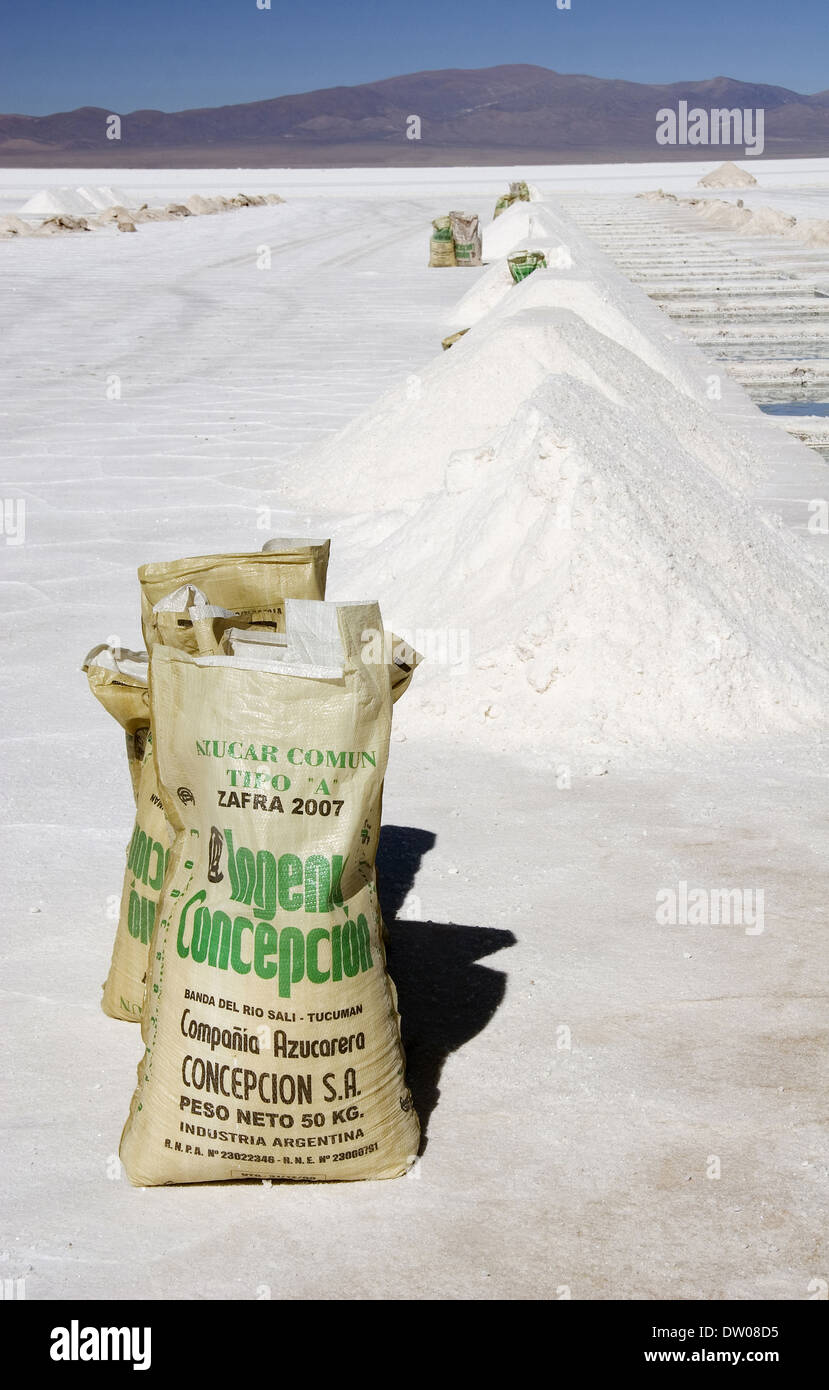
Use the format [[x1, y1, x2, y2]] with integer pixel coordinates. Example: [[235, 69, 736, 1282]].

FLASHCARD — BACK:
[[119, 600, 421, 1185], [493, 182, 530, 219], [508, 251, 548, 283], [442, 329, 470, 351], [449, 211, 482, 267], [428, 215, 457, 267]]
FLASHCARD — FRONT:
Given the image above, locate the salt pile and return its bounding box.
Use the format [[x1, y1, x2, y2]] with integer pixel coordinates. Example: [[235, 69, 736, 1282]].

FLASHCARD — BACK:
[[184, 194, 226, 215], [697, 161, 758, 189], [481, 201, 558, 262], [693, 198, 754, 229], [19, 186, 99, 217], [94, 206, 137, 232], [798, 218, 829, 246], [75, 184, 140, 211], [304, 257, 763, 513], [131, 205, 174, 223], [444, 268, 684, 400], [304, 200, 829, 759], [464, 271, 756, 441], [37, 214, 91, 235], [738, 205, 796, 235], [348, 351, 829, 753], [0, 215, 35, 239]]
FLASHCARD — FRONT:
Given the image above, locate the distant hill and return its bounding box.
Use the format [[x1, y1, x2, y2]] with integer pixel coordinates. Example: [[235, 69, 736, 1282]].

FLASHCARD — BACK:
[[1, 64, 827, 166]]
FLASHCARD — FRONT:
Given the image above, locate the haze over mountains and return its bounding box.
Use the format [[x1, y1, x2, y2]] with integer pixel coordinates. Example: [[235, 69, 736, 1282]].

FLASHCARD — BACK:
[[1, 64, 827, 167]]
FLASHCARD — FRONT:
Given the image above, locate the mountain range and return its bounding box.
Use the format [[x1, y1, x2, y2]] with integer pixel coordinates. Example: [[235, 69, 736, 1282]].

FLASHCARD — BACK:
[[1, 65, 827, 166]]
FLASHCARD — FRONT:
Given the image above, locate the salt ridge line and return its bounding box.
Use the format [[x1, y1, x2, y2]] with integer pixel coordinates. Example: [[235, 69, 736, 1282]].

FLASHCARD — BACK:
[[0, 188, 287, 239], [315, 193, 829, 758]]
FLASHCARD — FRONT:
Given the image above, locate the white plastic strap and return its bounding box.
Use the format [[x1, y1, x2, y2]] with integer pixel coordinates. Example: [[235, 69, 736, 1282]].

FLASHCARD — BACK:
[[195, 601, 345, 681], [83, 644, 149, 683]]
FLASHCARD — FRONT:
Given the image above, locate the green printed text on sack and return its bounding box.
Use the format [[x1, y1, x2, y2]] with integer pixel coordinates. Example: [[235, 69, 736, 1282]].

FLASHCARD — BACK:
[[174, 830, 373, 997]]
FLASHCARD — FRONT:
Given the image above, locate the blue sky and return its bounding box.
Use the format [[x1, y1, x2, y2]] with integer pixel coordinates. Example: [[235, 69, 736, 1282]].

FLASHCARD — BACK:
[[1, 0, 826, 114]]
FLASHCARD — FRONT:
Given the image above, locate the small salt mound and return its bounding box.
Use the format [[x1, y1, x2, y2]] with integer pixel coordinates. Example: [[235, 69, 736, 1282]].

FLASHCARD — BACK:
[[132, 206, 169, 222], [185, 194, 223, 215], [797, 218, 829, 247], [347, 361, 829, 754], [91, 207, 137, 232], [740, 206, 796, 236], [693, 199, 754, 229], [95, 205, 133, 222], [264, 193, 286, 205], [698, 161, 758, 189], [445, 244, 573, 331], [19, 186, 98, 217], [0, 214, 34, 238], [76, 184, 139, 211], [34, 214, 91, 235], [636, 189, 677, 202]]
